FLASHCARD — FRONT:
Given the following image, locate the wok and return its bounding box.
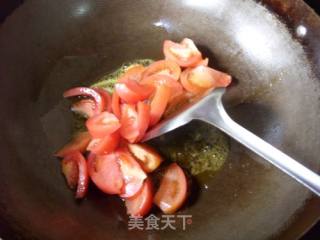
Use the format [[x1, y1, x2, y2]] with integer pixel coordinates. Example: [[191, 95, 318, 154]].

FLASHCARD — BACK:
[[0, 0, 320, 239]]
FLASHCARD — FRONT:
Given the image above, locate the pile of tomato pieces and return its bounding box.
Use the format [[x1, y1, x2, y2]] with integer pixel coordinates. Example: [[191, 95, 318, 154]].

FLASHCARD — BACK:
[[55, 38, 232, 217]]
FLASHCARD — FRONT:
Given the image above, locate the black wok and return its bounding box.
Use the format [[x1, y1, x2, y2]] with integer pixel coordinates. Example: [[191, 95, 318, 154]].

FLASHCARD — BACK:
[[0, 0, 320, 239]]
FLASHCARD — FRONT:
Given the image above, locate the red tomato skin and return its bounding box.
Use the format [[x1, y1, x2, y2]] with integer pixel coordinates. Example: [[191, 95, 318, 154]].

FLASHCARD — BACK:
[[87, 153, 124, 195], [136, 101, 150, 142], [112, 91, 121, 119], [125, 178, 153, 217], [150, 84, 171, 126], [63, 87, 105, 115], [154, 163, 187, 214]]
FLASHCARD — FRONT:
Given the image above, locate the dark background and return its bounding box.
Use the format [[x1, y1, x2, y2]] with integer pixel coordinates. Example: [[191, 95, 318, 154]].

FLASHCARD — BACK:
[[0, 0, 320, 239]]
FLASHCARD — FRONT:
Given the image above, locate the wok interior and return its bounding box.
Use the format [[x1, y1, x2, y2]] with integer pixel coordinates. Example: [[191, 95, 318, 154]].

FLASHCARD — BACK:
[[0, 0, 320, 239]]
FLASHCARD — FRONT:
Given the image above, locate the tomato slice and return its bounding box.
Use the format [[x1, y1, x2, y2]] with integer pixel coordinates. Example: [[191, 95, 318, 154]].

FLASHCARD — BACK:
[[163, 38, 202, 67], [55, 132, 91, 158], [118, 65, 145, 83], [61, 151, 89, 199], [115, 80, 154, 104], [63, 87, 106, 115], [86, 112, 121, 138], [197, 58, 209, 67], [142, 60, 181, 80], [141, 74, 183, 101], [180, 66, 232, 94], [117, 148, 147, 198], [87, 131, 120, 155], [87, 153, 124, 194], [112, 91, 121, 119], [125, 178, 153, 217], [154, 163, 187, 214], [128, 144, 163, 173], [71, 99, 96, 118], [150, 84, 171, 126]]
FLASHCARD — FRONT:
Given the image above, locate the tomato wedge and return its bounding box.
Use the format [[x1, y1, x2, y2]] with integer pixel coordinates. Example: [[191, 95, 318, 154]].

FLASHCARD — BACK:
[[87, 153, 124, 194], [115, 80, 154, 104], [117, 148, 147, 198], [150, 84, 171, 126], [63, 87, 106, 115], [128, 144, 163, 172], [141, 74, 183, 101], [111, 91, 121, 119], [142, 60, 181, 80], [86, 112, 121, 138], [125, 178, 153, 217], [163, 38, 202, 67], [154, 163, 187, 214], [180, 66, 232, 94], [71, 99, 96, 118], [61, 151, 89, 199], [55, 132, 91, 158], [87, 131, 120, 155]]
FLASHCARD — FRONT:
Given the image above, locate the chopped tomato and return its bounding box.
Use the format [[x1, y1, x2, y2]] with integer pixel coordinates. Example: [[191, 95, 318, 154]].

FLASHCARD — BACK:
[[180, 66, 232, 94], [87, 131, 120, 155], [150, 84, 171, 126], [117, 148, 147, 198], [118, 65, 145, 83], [197, 58, 209, 67], [86, 112, 121, 138], [112, 91, 121, 119], [115, 80, 154, 104], [163, 38, 202, 67], [142, 60, 181, 80], [154, 163, 187, 214], [164, 91, 191, 117], [94, 88, 112, 112], [87, 153, 124, 194], [141, 74, 183, 101], [128, 143, 163, 172], [125, 178, 153, 217], [61, 151, 89, 199], [71, 99, 96, 118], [55, 132, 91, 158], [63, 87, 106, 115]]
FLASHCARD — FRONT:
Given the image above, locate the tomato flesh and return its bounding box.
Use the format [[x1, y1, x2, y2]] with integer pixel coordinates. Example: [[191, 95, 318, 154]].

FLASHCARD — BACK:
[[142, 60, 181, 81], [55, 132, 91, 158], [117, 148, 147, 198], [125, 178, 153, 217], [128, 144, 163, 173], [163, 38, 202, 67], [115, 80, 154, 104], [86, 112, 121, 138], [112, 91, 121, 119], [154, 163, 187, 214], [87, 153, 124, 194], [87, 131, 120, 155]]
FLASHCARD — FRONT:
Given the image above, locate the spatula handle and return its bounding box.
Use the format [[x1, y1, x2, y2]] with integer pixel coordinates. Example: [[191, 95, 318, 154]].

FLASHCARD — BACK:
[[204, 97, 320, 196]]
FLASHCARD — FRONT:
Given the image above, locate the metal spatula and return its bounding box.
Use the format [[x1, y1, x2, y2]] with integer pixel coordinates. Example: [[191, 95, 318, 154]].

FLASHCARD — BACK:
[[143, 88, 320, 196]]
